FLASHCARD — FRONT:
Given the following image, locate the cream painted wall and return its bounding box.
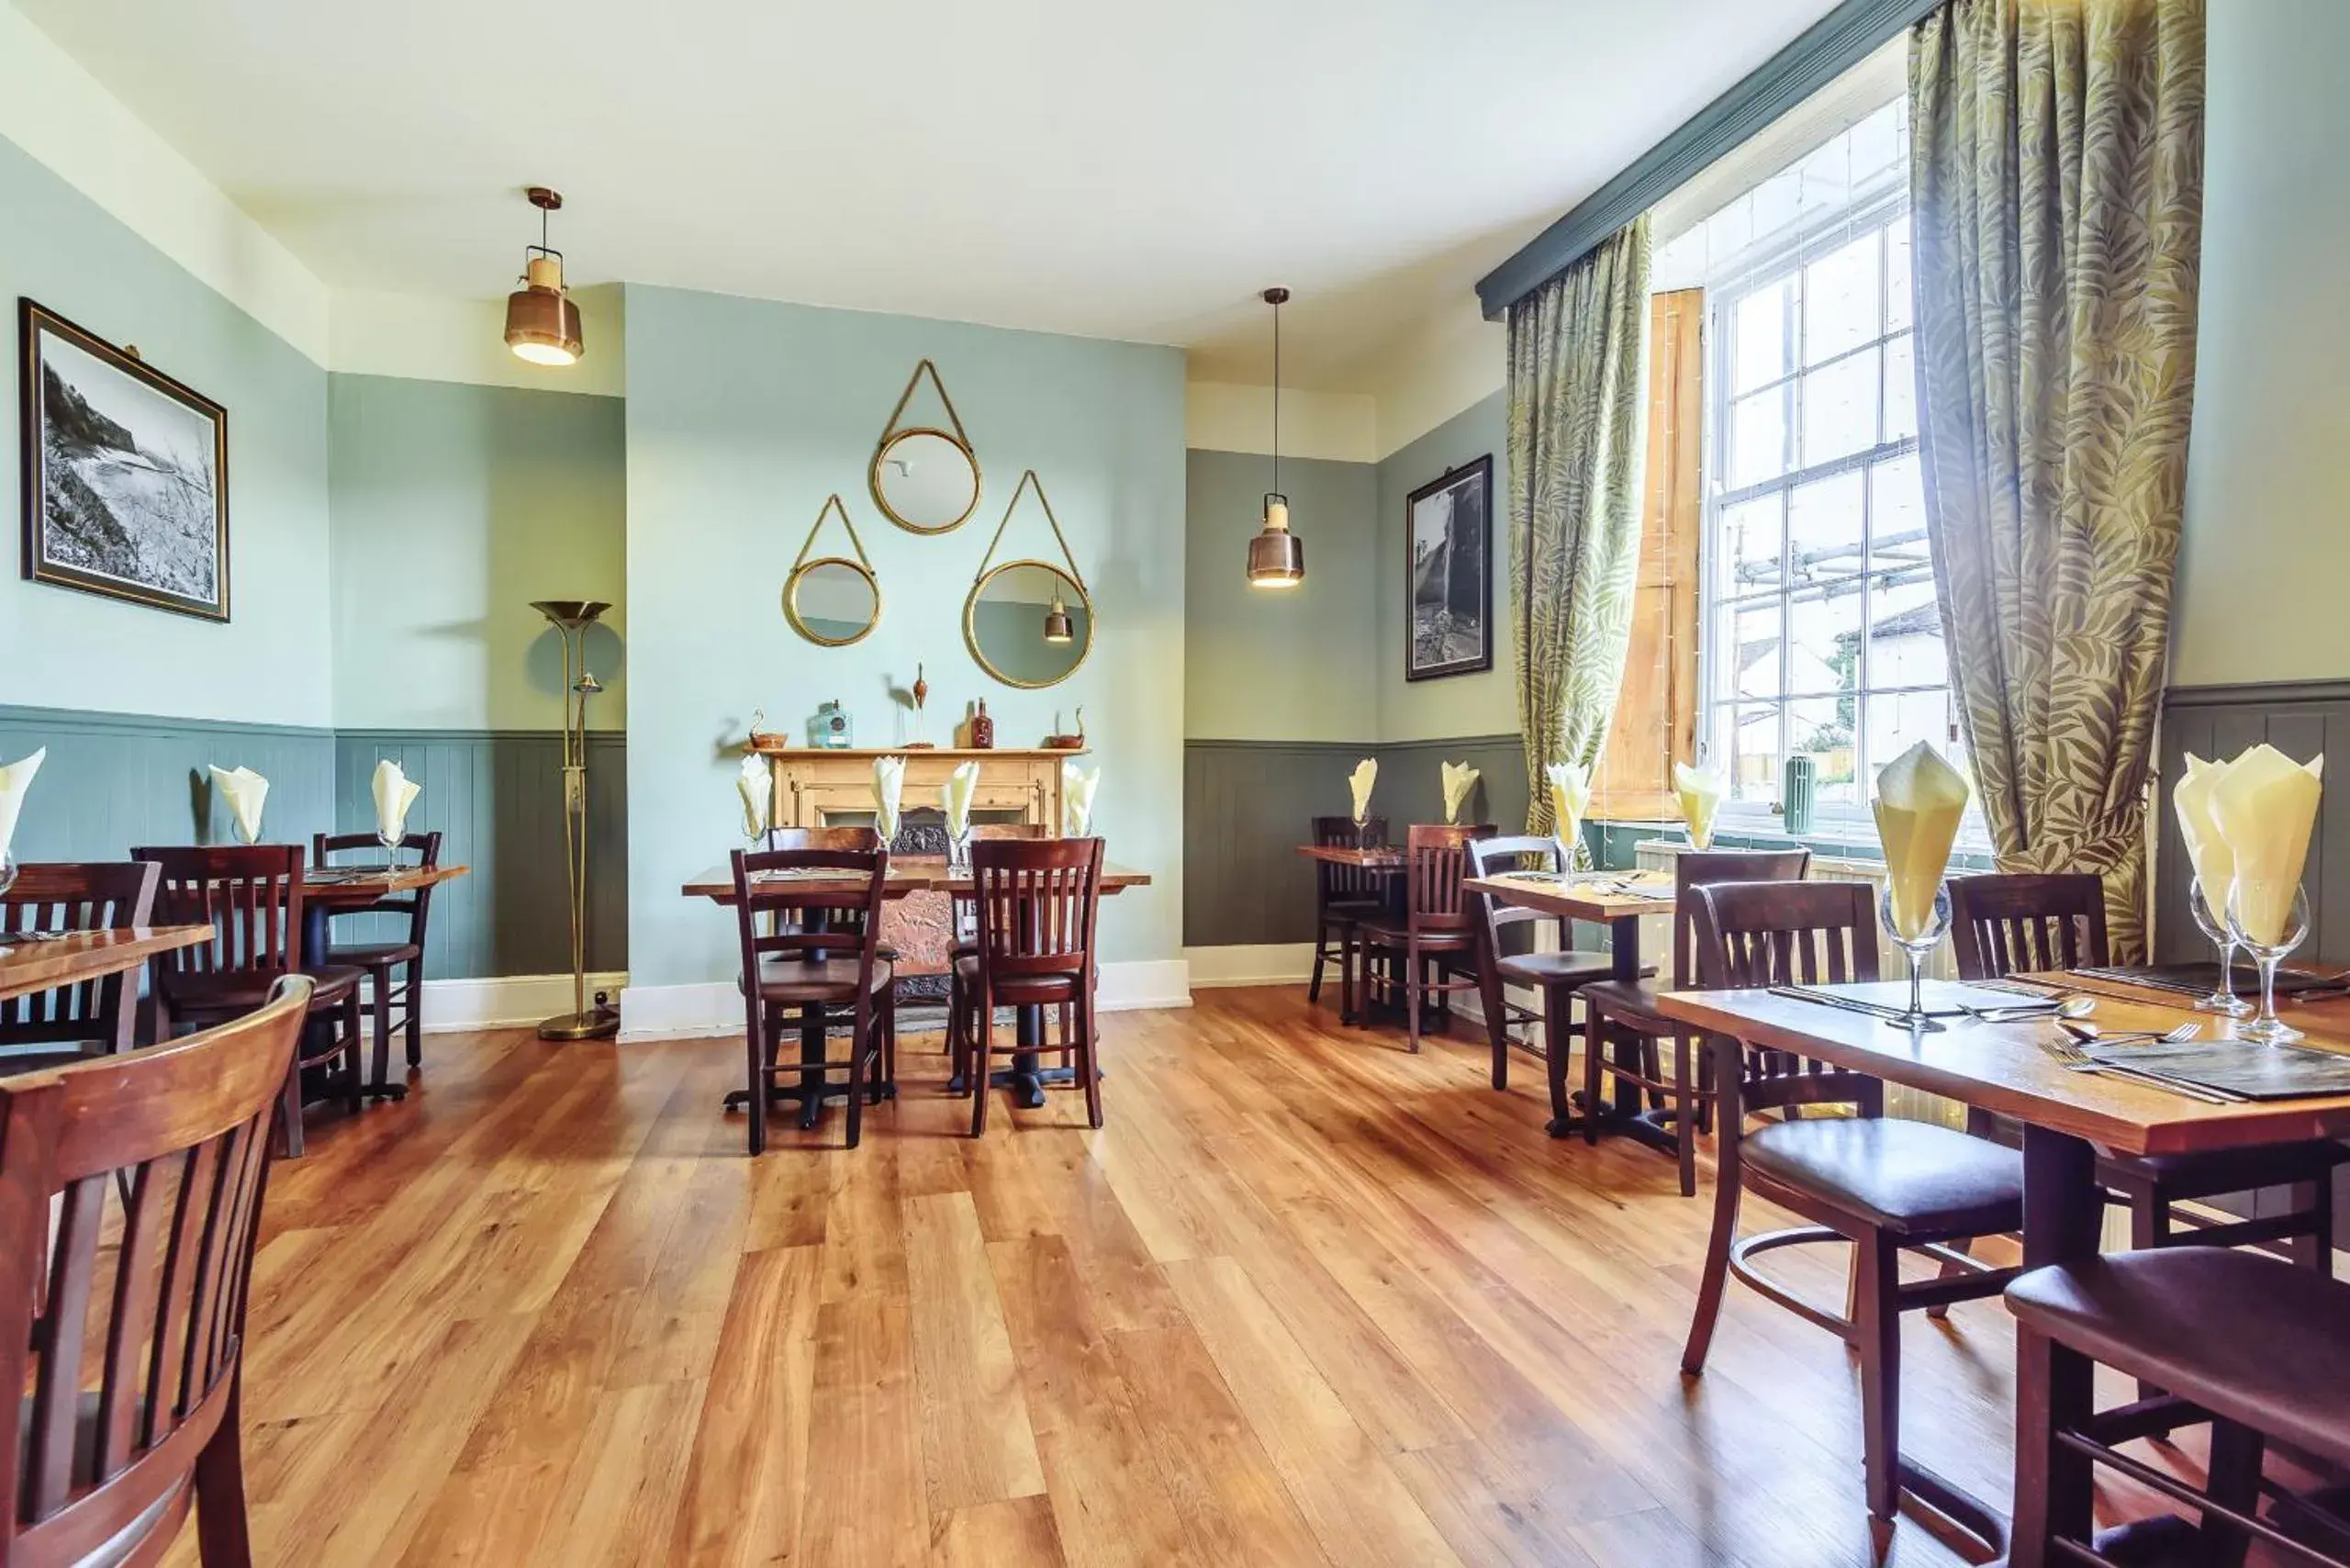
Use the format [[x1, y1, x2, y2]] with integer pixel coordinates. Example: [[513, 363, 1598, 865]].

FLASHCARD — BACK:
[[2169, 0, 2350, 689]]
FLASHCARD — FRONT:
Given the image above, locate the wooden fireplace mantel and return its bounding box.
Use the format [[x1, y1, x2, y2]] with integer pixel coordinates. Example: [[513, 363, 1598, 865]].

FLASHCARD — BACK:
[[748, 745, 1089, 830]]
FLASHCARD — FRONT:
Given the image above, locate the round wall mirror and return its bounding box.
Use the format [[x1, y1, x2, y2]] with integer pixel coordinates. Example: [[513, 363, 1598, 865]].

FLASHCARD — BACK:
[[784, 557, 881, 646], [871, 429, 980, 535], [964, 561, 1091, 689]]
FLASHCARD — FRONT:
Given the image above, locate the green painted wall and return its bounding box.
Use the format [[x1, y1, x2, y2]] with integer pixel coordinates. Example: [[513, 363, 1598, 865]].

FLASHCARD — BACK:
[[0, 132, 330, 727], [2171, 0, 2350, 687], [1375, 391, 1516, 742], [622, 286, 1187, 987], [327, 374, 628, 730], [1183, 449, 1379, 742]]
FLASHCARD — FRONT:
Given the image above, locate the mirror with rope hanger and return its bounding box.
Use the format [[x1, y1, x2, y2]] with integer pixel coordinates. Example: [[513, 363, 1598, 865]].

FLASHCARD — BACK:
[[869, 358, 982, 534], [963, 469, 1092, 689], [783, 494, 882, 647]]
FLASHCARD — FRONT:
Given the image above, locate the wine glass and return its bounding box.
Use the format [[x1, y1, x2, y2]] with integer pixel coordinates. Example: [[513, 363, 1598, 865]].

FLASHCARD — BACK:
[[2225, 879, 2311, 1045], [2187, 876, 2253, 1016], [378, 821, 406, 875], [1880, 880, 1953, 1032]]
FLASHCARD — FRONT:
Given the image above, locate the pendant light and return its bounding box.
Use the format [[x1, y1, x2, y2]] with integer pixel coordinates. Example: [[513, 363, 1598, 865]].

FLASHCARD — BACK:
[[1247, 286, 1304, 588], [504, 186, 585, 367], [1043, 584, 1074, 644]]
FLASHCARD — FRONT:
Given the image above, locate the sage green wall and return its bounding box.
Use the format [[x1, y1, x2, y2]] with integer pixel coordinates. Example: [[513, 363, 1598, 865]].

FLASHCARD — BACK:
[[622, 285, 1187, 988], [2170, 0, 2350, 688], [1184, 449, 1379, 742], [327, 374, 628, 729], [1375, 391, 1516, 741], [0, 131, 330, 727]]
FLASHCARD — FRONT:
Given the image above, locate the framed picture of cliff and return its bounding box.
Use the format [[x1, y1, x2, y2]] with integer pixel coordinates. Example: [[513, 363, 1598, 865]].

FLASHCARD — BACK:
[[19, 299, 229, 622], [1404, 454, 1492, 681]]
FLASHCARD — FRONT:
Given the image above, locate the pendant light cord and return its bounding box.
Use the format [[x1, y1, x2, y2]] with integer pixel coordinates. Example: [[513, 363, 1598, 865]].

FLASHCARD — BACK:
[[1271, 296, 1281, 497]]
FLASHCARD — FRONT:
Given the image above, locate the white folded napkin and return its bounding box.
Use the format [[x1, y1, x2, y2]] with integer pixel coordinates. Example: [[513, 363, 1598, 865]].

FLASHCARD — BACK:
[[1062, 761, 1101, 836], [737, 754, 770, 840], [209, 766, 269, 846], [2171, 752, 2234, 905], [0, 747, 45, 863], [1673, 761, 1726, 852], [1872, 742, 1969, 942], [1440, 761, 1479, 825], [371, 758, 421, 844], [1546, 759, 1591, 852], [2210, 744, 2323, 946], [943, 761, 979, 841], [874, 755, 906, 844], [1348, 758, 1377, 824]]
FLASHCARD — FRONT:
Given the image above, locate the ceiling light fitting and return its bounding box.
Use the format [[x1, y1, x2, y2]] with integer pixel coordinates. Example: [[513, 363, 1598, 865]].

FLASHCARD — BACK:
[[1247, 286, 1303, 588], [505, 186, 585, 366]]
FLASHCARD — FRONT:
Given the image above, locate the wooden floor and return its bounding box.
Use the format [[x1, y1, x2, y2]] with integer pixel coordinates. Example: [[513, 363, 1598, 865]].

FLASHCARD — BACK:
[[167, 987, 2199, 1568]]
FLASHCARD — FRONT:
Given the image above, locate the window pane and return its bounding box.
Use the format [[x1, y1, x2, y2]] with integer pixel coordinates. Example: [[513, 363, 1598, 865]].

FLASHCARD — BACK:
[[1788, 469, 1865, 582], [1883, 332, 1917, 442], [1885, 214, 1913, 332], [1868, 454, 1927, 578], [1789, 697, 1859, 807], [1731, 277, 1792, 391], [1729, 388, 1788, 488], [1751, 168, 1801, 247], [1800, 347, 1879, 465], [1725, 703, 1783, 807], [1786, 577, 1863, 697], [1851, 104, 1901, 186], [1803, 230, 1879, 366], [1864, 689, 1959, 786], [1719, 493, 1783, 595], [1867, 577, 1949, 690], [1796, 137, 1852, 222], [1723, 598, 1783, 700]]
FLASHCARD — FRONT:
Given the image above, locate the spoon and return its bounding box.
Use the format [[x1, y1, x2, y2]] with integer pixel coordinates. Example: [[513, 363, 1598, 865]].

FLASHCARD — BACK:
[[2056, 1016, 2199, 1048], [1965, 995, 2096, 1024]]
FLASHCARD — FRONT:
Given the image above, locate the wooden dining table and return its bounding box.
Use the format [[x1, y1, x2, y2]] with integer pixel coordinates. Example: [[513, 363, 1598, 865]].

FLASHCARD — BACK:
[[0, 926, 214, 1058], [1653, 974, 2350, 1564], [299, 864, 469, 1098]]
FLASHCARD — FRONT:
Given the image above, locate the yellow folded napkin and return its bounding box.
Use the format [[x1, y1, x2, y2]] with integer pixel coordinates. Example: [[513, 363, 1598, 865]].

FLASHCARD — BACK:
[[371, 758, 421, 844], [873, 755, 906, 844], [943, 761, 979, 841], [737, 755, 770, 839], [1872, 742, 1969, 941], [1440, 761, 1479, 825], [2210, 743, 2323, 946], [1546, 760, 1591, 851], [0, 747, 45, 863], [1348, 759, 1377, 824], [2171, 752, 2234, 904], [1062, 761, 1100, 836], [209, 766, 269, 846], [1673, 761, 1726, 851]]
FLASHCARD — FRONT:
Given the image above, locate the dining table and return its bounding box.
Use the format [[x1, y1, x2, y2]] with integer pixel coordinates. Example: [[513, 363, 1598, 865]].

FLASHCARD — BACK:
[[680, 855, 1153, 1120], [0, 925, 213, 1057], [299, 863, 469, 1098], [1652, 972, 2350, 1565]]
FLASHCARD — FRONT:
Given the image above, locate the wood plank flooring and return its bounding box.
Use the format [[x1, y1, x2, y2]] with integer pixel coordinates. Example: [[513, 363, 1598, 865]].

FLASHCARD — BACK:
[[166, 987, 2194, 1567]]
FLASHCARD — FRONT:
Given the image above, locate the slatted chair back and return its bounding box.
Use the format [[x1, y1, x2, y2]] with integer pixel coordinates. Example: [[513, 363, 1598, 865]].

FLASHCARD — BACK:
[[1946, 872, 2109, 981], [729, 847, 889, 980], [951, 823, 1048, 936], [0, 863, 161, 1060], [1403, 823, 1493, 937], [1466, 835, 1567, 959], [130, 845, 307, 984], [313, 829, 444, 953], [1691, 879, 1885, 1118], [971, 837, 1102, 990], [1312, 815, 1390, 907], [761, 826, 880, 853], [0, 976, 310, 1568], [1671, 848, 1813, 985]]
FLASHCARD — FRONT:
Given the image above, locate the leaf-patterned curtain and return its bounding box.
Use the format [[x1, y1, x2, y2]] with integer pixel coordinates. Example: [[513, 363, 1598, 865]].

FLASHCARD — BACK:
[[1507, 218, 1651, 837], [1910, 0, 2204, 960]]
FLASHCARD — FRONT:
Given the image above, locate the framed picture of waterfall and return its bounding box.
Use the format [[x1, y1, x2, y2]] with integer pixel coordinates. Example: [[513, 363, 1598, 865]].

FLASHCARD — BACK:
[[19, 299, 230, 622], [1404, 454, 1492, 681]]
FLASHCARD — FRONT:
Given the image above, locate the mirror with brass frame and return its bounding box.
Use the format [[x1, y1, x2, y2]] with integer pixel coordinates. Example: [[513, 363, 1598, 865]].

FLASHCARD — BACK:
[[963, 470, 1092, 689], [783, 495, 882, 647], [870, 359, 980, 535]]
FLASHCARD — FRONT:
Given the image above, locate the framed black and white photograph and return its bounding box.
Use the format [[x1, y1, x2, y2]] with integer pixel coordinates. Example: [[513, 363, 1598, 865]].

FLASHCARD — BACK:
[[19, 299, 229, 622], [1404, 454, 1492, 681]]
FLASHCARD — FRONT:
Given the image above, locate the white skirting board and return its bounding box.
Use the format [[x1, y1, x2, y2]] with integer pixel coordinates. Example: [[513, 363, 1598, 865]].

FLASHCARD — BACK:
[[414, 972, 631, 1034], [1184, 943, 1318, 989], [612, 958, 1193, 1044]]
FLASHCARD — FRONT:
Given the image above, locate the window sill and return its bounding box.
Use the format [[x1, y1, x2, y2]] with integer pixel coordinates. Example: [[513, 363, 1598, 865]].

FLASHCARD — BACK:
[[1595, 818, 1997, 875]]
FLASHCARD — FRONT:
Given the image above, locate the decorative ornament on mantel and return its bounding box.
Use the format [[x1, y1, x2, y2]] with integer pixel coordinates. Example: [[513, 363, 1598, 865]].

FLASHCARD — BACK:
[[1246, 286, 1304, 588], [504, 186, 585, 367]]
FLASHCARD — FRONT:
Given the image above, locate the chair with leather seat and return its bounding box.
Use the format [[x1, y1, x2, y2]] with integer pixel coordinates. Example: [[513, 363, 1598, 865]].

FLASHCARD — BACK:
[[1950, 871, 2345, 1275], [312, 828, 443, 1087], [963, 835, 1104, 1137], [1358, 823, 1494, 1051], [2008, 1248, 2350, 1567], [1574, 847, 1811, 1194], [730, 845, 895, 1155], [1311, 814, 1390, 1025], [0, 860, 160, 1071], [1682, 878, 2024, 1543], [133, 844, 369, 1159], [1464, 835, 1628, 1097]]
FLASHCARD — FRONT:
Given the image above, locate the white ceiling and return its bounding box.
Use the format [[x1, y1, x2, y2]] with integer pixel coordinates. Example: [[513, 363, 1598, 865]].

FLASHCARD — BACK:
[[21, 0, 1842, 389]]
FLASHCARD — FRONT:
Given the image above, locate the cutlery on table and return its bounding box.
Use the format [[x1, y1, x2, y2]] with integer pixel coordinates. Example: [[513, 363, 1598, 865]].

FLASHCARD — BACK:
[[2042, 1023, 2238, 1103]]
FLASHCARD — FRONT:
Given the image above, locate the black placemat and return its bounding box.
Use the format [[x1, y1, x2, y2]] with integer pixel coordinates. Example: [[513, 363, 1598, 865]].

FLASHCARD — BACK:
[[2072, 963, 2342, 998], [2085, 1040, 2350, 1101]]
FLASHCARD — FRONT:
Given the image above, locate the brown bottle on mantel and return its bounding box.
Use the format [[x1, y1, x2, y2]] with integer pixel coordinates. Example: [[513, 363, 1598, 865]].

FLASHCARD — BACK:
[[970, 700, 995, 749]]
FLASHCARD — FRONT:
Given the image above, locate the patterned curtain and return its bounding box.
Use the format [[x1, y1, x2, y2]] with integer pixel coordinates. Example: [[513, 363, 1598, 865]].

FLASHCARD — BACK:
[[1910, 0, 2204, 960], [1507, 218, 1651, 835]]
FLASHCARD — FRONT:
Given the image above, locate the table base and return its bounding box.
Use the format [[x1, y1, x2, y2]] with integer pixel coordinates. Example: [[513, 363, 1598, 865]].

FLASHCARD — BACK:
[[722, 1081, 899, 1131]]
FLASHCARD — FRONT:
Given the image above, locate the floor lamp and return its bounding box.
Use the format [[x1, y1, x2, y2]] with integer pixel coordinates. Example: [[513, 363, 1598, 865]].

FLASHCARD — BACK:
[[532, 599, 620, 1041]]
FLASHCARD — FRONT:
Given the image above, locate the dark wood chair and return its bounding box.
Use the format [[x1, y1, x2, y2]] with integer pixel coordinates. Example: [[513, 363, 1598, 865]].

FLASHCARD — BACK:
[[313, 829, 443, 1086], [1358, 823, 1495, 1052], [0, 975, 311, 1568], [946, 823, 1049, 1080], [0, 861, 160, 1071], [730, 846, 895, 1155], [1949, 871, 2346, 1276], [761, 826, 881, 851], [132, 846, 368, 1159], [1463, 835, 1620, 1093], [1311, 814, 1390, 1025], [964, 836, 1104, 1137], [1682, 879, 2023, 1543], [1574, 848, 1810, 1195]]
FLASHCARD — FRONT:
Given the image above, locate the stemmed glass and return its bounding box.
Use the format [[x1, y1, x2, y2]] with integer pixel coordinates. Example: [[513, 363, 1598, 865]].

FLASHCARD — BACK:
[[378, 822, 406, 875], [1880, 880, 1953, 1032], [2225, 880, 2311, 1045], [2188, 876, 2253, 1015], [0, 852, 16, 951]]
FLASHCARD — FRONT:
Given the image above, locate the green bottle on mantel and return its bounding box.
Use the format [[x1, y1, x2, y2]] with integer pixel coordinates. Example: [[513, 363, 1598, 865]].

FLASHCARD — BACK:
[[970, 699, 995, 750]]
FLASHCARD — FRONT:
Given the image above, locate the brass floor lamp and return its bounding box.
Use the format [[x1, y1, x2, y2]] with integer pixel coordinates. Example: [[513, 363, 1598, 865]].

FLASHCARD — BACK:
[[532, 599, 620, 1041]]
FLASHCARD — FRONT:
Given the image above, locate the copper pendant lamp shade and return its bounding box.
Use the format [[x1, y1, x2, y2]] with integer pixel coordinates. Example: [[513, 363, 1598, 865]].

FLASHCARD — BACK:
[[1246, 286, 1304, 588], [1043, 588, 1075, 643], [505, 187, 585, 367]]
